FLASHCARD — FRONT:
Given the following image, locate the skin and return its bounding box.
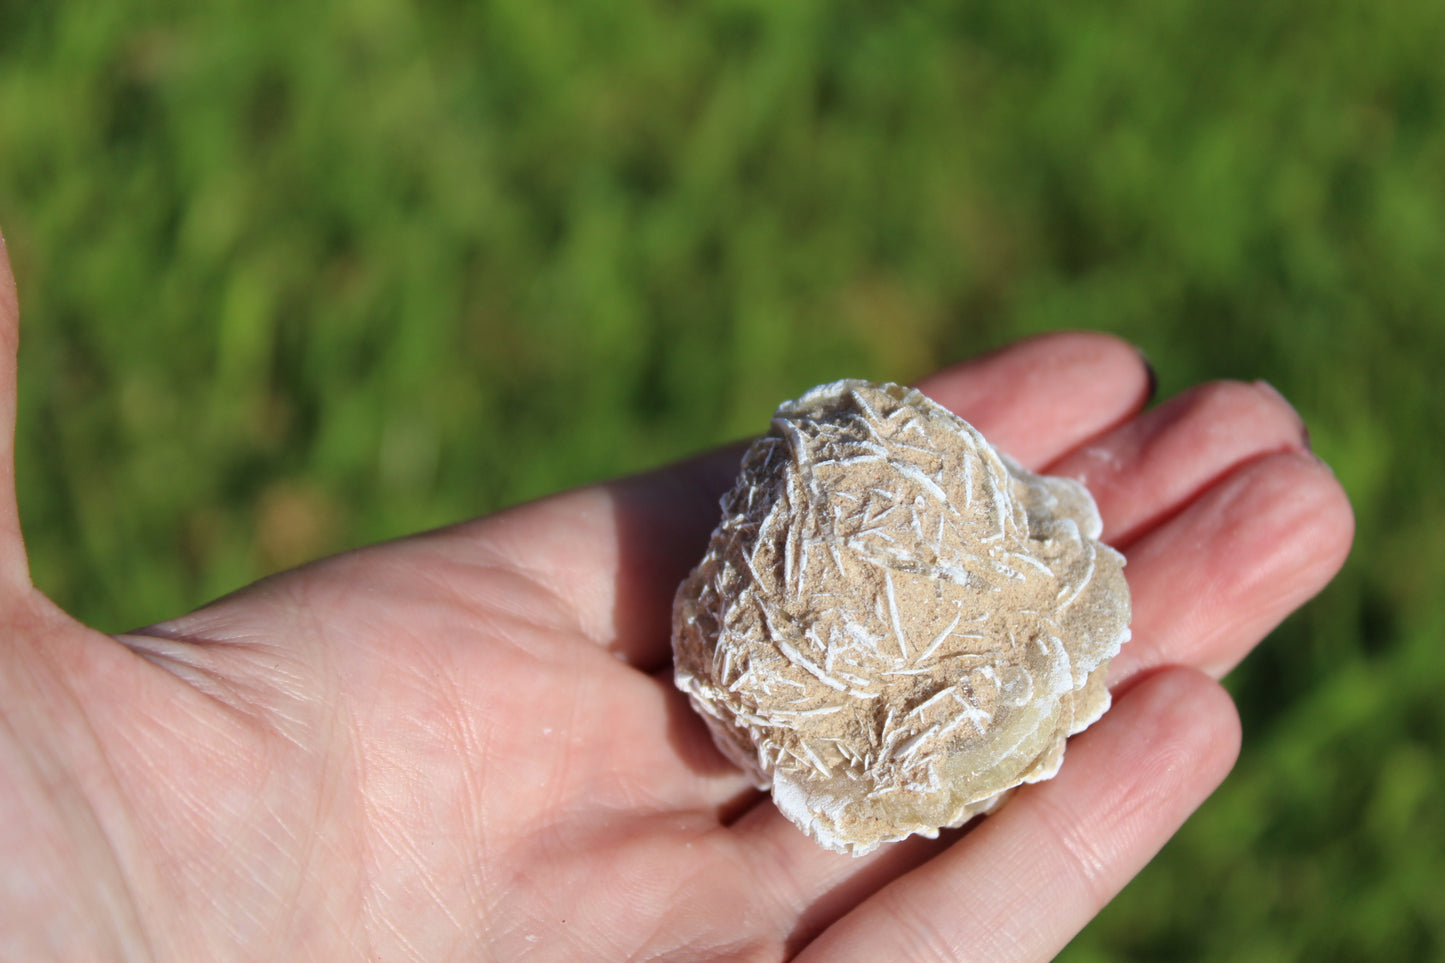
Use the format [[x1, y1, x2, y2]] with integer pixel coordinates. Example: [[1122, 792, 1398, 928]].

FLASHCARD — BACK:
[[0, 232, 1353, 961]]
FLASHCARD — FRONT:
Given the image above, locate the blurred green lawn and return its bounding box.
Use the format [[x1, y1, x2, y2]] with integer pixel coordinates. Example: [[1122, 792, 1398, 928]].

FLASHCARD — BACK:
[[2, 0, 1442, 958]]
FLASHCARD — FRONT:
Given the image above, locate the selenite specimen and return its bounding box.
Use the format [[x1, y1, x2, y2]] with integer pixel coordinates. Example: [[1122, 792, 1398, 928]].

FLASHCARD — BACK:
[[672, 380, 1131, 856]]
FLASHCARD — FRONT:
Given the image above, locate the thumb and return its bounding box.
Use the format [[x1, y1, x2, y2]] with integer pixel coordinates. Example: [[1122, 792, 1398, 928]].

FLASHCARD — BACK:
[[0, 229, 30, 589]]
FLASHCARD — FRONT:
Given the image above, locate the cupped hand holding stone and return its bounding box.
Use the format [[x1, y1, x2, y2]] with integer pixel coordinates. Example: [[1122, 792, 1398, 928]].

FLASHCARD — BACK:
[[0, 237, 1352, 961]]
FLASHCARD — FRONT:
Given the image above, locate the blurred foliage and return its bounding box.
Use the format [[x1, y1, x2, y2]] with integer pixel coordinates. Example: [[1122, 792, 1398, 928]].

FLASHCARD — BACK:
[[1, 0, 1442, 958]]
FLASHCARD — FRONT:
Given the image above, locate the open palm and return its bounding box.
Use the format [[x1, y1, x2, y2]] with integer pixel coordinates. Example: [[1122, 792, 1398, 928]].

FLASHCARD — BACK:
[[0, 240, 1352, 961]]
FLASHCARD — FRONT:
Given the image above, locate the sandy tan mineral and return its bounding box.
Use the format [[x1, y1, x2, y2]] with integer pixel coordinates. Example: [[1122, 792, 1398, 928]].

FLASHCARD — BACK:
[[672, 380, 1131, 856]]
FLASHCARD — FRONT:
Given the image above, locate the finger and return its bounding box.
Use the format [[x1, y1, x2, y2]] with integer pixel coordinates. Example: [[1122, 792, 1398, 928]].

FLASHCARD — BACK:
[[476, 331, 1153, 670], [0, 230, 27, 590], [914, 330, 1154, 469], [1112, 449, 1354, 682], [791, 668, 1241, 963], [1046, 380, 1309, 548]]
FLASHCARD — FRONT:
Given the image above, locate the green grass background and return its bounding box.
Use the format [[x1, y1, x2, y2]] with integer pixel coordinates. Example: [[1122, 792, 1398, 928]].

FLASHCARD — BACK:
[[2, 0, 1442, 958]]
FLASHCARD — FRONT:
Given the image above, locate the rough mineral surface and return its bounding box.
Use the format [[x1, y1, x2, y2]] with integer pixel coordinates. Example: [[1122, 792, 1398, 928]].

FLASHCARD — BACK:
[[672, 380, 1131, 856]]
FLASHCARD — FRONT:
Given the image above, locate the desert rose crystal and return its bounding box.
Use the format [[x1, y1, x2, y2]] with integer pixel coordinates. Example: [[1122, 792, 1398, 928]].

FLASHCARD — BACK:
[[672, 380, 1131, 855]]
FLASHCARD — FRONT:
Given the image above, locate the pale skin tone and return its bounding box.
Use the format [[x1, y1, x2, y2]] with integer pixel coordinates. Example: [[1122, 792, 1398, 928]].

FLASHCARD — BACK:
[[0, 232, 1353, 961]]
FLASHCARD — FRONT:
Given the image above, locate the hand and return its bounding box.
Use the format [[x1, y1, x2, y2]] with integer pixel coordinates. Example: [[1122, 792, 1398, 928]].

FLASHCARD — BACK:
[[0, 236, 1352, 961]]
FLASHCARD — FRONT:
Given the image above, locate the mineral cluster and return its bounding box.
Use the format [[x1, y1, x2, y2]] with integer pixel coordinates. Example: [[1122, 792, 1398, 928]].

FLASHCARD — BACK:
[[672, 380, 1131, 856]]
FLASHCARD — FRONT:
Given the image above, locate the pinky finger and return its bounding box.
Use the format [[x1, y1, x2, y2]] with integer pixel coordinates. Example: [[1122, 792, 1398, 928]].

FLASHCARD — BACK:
[[794, 667, 1241, 963]]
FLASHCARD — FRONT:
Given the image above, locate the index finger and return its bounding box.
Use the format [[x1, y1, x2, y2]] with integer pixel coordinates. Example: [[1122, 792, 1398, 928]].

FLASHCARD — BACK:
[[477, 331, 1154, 670]]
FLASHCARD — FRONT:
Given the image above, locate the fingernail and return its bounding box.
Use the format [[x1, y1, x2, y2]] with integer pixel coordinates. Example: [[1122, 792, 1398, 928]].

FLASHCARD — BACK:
[[1253, 380, 1310, 450], [1134, 346, 1158, 403], [1293, 444, 1334, 480]]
